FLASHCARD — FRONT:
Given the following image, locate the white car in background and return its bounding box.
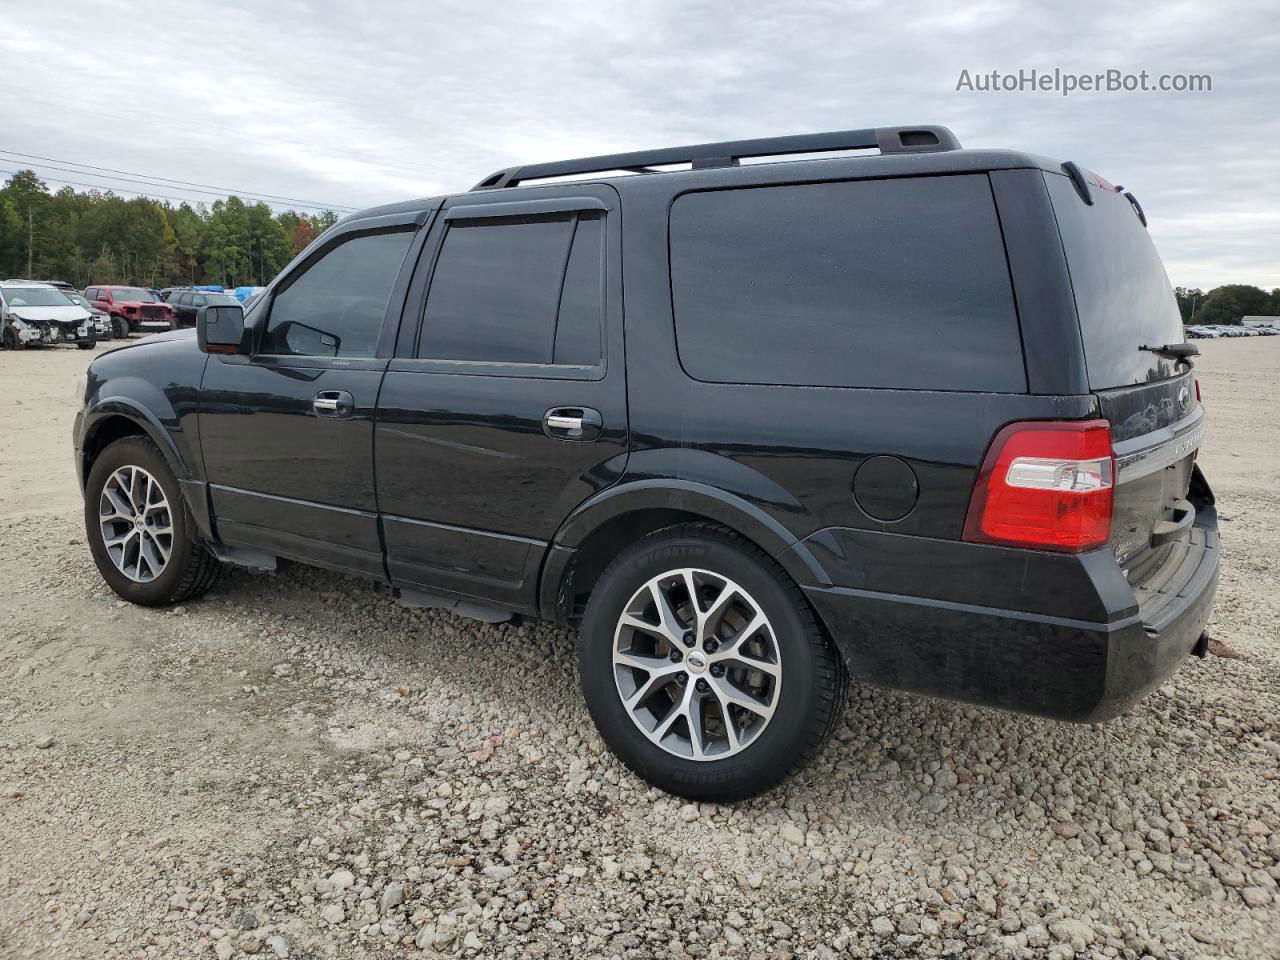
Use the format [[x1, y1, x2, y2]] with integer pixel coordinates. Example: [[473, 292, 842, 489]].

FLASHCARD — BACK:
[[0, 281, 101, 350]]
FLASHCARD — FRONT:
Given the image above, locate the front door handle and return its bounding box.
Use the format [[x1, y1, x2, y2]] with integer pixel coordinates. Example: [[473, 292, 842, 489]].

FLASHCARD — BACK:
[[313, 390, 354, 418], [543, 406, 603, 441]]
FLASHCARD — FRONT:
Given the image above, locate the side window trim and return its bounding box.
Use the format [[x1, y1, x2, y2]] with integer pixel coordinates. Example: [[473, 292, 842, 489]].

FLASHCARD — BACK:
[[444, 195, 607, 222]]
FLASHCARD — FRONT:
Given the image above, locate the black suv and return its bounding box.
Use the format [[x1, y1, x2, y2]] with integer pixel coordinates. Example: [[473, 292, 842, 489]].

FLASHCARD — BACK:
[[168, 289, 243, 328], [73, 126, 1218, 801]]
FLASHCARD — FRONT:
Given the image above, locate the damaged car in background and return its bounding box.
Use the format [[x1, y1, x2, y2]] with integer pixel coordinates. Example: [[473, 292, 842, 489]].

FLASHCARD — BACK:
[[62, 291, 116, 340], [0, 280, 103, 350]]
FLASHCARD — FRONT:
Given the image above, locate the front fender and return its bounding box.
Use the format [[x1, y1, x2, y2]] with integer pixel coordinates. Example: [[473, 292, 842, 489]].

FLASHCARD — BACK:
[[78, 395, 189, 486]]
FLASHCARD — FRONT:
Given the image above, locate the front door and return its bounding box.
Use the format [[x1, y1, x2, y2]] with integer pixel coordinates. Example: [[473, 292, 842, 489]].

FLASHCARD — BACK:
[[375, 185, 627, 611], [199, 226, 419, 577]]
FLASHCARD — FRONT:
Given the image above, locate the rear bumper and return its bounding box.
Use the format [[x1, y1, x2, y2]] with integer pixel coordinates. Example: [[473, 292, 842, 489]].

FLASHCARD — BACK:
[[791, 504, 1219, 723]]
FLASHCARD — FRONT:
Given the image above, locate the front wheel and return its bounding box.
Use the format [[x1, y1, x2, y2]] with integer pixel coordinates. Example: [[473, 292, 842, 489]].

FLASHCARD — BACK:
[[84, 436, 221, 606], [2, 326, 22, 350], [578, 524, 847, 801], [111, 316, 129, 339]]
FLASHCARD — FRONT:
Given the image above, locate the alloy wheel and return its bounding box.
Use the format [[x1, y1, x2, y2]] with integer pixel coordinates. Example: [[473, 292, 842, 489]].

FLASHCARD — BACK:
[[612, 568, 782, 761], [98, 465, 173, 583]]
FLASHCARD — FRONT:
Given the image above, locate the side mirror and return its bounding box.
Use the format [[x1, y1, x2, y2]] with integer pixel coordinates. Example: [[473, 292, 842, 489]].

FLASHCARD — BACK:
[[197, 304, 246, 355]]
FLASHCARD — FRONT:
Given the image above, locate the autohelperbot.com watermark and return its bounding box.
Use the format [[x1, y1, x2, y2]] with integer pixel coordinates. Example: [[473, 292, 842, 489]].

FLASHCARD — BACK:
[[955, 68, 1212, 96]]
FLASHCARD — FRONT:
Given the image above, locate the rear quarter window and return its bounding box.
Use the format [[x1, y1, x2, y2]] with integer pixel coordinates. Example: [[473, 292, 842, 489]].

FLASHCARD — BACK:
[[669, 174, 1025, 392], [1044, 172, 1184, 388]]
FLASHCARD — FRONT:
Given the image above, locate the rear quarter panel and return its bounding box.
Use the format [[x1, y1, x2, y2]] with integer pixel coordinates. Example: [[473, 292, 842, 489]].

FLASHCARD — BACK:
[[614, 170, 1095, 559]]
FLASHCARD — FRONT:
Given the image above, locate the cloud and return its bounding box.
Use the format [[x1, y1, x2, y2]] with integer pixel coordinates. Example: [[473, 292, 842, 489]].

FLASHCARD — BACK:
[[1, 0, 1276, 288]]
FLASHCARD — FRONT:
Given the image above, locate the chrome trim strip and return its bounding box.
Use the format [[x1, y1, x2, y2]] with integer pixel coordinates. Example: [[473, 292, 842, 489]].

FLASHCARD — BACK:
[[1114, 406, 1205, 483]]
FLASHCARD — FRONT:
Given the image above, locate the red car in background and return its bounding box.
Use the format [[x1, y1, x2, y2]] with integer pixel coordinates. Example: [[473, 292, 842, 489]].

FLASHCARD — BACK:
[[85, 285, 176, 338]]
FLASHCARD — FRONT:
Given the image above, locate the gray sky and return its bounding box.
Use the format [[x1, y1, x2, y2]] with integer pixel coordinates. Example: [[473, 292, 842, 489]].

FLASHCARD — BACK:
[[2, 0, 1276, 290]]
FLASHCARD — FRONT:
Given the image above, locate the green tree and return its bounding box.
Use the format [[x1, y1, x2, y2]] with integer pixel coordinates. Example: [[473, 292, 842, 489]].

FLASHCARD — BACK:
[[0, 195, 24, 277], [0, 171, 337, 287], [169, 203, 207, 284], [1174, 287, 1204, 324], [203, 197, 252, 287], [246, 203, 293, 285], [1196, 285, 1273, 325], [312, 210, 340, 233], [0, 170, 52, 277]]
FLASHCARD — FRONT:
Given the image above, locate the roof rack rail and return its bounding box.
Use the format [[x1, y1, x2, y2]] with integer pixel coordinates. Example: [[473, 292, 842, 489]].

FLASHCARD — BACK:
[[471, 125, 961, 191]]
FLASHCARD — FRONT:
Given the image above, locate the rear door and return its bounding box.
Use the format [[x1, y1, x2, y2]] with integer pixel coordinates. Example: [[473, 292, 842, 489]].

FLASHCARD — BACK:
[[1044, 172, 1206, 576], [375, 185, 627, 612]]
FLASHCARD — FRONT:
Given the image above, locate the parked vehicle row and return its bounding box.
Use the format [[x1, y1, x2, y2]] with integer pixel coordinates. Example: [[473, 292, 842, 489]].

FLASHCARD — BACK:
[[2, 278, 275, 352], [1185, 323, 1280, 338]]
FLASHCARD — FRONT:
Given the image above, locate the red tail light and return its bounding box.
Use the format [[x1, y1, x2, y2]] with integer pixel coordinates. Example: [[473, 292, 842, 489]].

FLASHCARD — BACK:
[[963, 420, 1115, 553]]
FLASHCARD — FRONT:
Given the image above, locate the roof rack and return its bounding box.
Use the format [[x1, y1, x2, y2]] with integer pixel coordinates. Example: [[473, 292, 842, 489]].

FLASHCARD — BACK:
[[471, 125, 961, 191]]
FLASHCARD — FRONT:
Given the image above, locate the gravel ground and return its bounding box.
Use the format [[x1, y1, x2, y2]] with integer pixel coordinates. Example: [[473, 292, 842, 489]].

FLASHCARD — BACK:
[[1, 338, 1277, 960]]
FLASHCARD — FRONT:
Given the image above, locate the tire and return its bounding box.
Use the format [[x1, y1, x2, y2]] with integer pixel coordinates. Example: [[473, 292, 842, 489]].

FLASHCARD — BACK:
[[112, 316, 129, 339], [578, 523, 847, 801], [2, 326, 21, 350], [77, 334, 96, 350], [84, 436, 221, 606]]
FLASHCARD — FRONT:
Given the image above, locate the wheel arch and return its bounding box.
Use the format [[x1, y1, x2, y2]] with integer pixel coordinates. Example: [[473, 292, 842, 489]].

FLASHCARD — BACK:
[[537, 480, 831, 623], [80, 402, 217, 544], [80, 401, 188, 490]]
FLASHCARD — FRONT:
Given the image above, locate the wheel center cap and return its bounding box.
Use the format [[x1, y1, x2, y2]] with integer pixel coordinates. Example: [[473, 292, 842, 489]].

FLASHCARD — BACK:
[[685, 651, 708, 674], [134, 515, 144, 529]]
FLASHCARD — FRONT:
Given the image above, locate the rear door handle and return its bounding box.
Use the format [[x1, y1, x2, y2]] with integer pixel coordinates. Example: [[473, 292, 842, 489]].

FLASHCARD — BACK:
[[313, 390, 354, 418], [543, 406, 603, 441]]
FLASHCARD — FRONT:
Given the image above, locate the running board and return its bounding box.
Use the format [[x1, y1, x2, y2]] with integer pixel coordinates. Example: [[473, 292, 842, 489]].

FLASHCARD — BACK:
[[209, 543, 277, 573], [395, 588, 513, 624]]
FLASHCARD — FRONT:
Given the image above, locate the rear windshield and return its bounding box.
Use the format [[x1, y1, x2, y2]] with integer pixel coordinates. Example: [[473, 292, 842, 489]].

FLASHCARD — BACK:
[[1045, 172, 1184, 388]]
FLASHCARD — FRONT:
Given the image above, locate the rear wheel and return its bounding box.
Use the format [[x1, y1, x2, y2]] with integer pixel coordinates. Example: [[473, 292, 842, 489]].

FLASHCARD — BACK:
[[84, 437, 221, 606], [579, 524, 847, 801]]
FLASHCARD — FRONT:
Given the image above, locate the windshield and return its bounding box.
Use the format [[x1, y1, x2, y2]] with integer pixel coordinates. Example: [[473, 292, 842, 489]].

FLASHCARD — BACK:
[[3, 286, 74, 307], [66, 293, 91, 308], [208, 293, 241, 305], [113, 287, 155, 302], [1045, 172, 1185, 388]]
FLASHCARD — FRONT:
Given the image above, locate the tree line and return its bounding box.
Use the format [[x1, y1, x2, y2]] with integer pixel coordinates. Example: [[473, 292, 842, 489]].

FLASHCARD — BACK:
[[0, 170, 340, 289], [1174, 285, 1280, 326]]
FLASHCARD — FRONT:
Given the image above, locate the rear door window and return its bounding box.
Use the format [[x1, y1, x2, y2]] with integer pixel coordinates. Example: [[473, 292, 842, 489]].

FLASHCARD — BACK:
[[418, 213, 604, 368], [669, 175, 1025, 392], [1044, 172, 1185, 388]]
